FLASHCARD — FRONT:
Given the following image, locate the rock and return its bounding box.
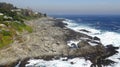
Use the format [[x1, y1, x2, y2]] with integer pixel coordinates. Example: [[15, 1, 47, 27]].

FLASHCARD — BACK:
[[77, 40, 90, 48], [54, 21, 67, 28], [0, 60, 20, 67], [18, 58, 30, 67], [87, 44, 119, 67], [90, 41, 102, 45], [79, 29, 91, 33], [68, 48, 79, 58], [93, 36, 100, 41], [100, 59, 116, 66], [0, 24, 6, 27], [103, 45, 119, 58], [71, 43, 77, 48], [68, 41, 105, 58], [70, 62, 74, 64], [65, 28, 92, 41]]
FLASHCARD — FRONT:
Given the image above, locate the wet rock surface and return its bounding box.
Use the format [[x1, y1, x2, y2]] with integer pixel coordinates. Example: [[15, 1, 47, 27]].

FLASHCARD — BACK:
[[79, 29, 91, 33]]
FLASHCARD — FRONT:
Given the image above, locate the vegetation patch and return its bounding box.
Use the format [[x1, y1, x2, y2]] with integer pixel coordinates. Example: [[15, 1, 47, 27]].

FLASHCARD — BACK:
[[0, 2, 46, 48]]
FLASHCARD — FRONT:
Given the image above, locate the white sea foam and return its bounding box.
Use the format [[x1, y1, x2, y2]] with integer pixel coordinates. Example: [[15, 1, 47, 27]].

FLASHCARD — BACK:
[[88, 42, 98, 46], [26, 58, 92, 67], [63, 19, 120, 67], [63, 19, 120, 46], [97, 32, 120, 46], [67, 40, 81, 47]]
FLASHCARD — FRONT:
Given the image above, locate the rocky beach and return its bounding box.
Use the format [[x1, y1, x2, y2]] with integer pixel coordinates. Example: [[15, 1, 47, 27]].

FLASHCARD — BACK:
[[0, 17, 119, 67]]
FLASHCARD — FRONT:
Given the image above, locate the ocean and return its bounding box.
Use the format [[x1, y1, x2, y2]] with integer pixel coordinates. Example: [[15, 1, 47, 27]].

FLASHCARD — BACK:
[[25, 15, 120, 67], [53, 15, 120, 33]]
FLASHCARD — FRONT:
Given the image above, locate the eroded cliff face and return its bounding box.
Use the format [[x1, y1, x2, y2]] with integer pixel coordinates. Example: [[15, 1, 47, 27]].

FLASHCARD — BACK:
[[0, 17, 118, 67]]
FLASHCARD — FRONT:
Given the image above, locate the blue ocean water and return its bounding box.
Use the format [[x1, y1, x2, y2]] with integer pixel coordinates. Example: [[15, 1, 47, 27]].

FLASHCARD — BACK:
[[52, 15, 120, 33]]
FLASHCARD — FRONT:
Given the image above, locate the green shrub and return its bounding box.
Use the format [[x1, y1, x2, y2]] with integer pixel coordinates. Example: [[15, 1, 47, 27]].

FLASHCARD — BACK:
[[8, 21, 33, 33], [9, 22, 24, 32], [25, 25, 33, 33], [0, 36, 13, 48], [0, 15, 4, 21], [0, 30, 11, 36]]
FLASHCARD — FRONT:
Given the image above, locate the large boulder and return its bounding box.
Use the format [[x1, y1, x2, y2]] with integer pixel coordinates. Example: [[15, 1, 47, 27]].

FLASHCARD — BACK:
[[93, 36, 100, 41]]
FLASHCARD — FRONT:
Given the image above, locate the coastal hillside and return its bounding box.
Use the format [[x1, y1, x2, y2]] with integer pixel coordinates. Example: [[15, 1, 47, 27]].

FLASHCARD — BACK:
[[0, 17, 118, 67], [0, 2, 119, 67]]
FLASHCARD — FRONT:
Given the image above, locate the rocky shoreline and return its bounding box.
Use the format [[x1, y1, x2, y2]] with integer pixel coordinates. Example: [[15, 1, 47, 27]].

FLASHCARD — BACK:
[[0, 17, 119, 67]]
